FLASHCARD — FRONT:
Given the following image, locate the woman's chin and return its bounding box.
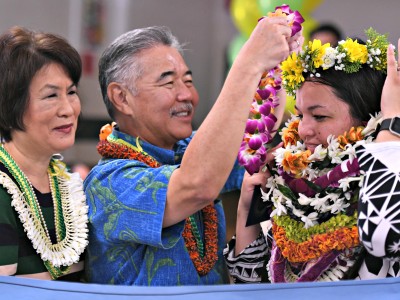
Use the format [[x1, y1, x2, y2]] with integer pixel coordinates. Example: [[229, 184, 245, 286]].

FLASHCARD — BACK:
[[305, 145, 316, 153]]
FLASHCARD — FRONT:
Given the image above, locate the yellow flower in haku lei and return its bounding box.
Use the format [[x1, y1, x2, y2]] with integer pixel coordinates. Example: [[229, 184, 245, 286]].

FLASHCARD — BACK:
[[308, 39, 331, 69], [281, 52, 304, 95], [341, 39, 368, 63], [281, 28, 389, 98]]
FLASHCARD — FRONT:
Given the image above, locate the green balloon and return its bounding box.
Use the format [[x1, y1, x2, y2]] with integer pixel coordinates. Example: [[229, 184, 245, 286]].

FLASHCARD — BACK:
[[258, 0, 303, 14]]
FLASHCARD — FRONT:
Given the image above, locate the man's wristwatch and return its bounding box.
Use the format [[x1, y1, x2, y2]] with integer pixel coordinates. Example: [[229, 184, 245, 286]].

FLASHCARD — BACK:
[[379, 117, 400, 137]]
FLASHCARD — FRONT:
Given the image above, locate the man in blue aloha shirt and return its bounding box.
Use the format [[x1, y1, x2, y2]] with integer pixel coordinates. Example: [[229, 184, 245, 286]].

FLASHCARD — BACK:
[[84, 23, 293, 285]]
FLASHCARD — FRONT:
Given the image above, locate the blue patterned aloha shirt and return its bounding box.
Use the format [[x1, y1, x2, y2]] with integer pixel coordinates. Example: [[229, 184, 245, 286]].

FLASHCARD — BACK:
[[84, 129, 244, 286]]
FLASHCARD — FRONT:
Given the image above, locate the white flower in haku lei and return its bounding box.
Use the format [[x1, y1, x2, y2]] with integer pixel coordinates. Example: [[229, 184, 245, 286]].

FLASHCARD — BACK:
[[295, 140, 307, 151], [303, 167, 320, 181], [341, 143, 357, 163], [263, 175, 288, 218], [308, 144, 327, 161], [270, 194, 287, 217], [321, 47, 338, 69], [311, 193, 340, 213], [264, 174, 285, 197], [297, 193, 313, 205], [327, 197, 350, 214], [263, 177, 275, 200], [338, 176, 362, 192], [301, 212, 319, 228], [274, 174, 286, 186], [362, 112, 383, 136], [285, 199, 307, 220], [273, 147, 286, 165], [327, 135, 344, 164]]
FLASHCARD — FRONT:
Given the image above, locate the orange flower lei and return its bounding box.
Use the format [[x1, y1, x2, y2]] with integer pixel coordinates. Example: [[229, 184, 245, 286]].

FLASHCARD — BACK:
[[97, 139, 161, 168], [97, 123, 218, 276], [337, 126, 364, 149], [281, 118, 300, 147], [281, 150, 312, 178], [273, 222, 359, 263], [280, 117, 365, 177], [182, 204, 219, 276]]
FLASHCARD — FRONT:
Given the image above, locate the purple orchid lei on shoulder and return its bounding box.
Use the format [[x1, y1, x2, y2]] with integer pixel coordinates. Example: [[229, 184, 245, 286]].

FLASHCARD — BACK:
[[238, 5, 304, 175]]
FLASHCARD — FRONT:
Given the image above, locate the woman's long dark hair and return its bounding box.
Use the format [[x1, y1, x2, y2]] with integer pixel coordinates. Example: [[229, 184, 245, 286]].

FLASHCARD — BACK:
[[304, 63, 386, 123]]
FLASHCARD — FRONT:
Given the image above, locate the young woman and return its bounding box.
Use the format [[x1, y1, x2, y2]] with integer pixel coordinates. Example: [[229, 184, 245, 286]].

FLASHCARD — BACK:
[[225, 29, 400, 282]]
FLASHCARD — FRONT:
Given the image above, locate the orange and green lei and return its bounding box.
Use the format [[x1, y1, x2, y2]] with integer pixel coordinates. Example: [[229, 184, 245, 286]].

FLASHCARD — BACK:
[[97, 123, 218, 276]]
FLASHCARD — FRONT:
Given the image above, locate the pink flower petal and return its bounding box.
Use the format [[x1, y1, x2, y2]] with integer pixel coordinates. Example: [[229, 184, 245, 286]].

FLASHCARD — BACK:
[[257, 88, 272, 99], [259, 101, 272, 116]]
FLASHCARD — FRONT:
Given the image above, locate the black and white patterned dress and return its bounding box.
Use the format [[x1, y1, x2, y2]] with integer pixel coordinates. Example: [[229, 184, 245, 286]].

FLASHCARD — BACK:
[[356, 142, 400, 278], [224, 142, 400, 283]]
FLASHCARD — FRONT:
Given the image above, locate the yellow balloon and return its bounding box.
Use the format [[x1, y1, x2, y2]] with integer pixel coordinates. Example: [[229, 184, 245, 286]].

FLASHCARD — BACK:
[[301, 0, 324, 14], [230, 0, 264, 38]]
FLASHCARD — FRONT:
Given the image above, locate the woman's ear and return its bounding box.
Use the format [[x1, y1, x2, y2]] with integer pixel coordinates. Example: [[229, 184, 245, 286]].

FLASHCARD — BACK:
[[107, 82, 133, 115]]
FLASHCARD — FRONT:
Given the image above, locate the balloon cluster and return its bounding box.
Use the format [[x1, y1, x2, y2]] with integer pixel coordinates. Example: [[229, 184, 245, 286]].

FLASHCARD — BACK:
[[237, 5, 304, 175], [228, 0, 323, 67]]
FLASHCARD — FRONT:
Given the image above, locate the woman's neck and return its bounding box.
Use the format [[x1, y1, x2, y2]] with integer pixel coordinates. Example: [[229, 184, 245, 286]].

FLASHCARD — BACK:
[[3, 142, 51, 193]]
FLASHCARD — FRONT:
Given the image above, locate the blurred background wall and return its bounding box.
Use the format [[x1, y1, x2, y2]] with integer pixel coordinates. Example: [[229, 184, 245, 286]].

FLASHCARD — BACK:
[[0, 0, 399, 167]]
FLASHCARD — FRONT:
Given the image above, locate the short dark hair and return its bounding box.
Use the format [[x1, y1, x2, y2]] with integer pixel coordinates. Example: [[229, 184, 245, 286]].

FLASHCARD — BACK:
[[98, 26, 183, 119], [310, 23, 343, 42], [0, 26, 82, 141], [305, 67, 385, 123]]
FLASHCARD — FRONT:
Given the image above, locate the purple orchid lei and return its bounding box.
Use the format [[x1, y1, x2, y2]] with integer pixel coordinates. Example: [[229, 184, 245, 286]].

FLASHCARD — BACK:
[[237, 5, 304, 175]]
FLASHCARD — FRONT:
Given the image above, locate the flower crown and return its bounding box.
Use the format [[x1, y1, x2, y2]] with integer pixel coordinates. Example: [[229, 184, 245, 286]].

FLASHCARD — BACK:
[[281, 28, 390, 97]]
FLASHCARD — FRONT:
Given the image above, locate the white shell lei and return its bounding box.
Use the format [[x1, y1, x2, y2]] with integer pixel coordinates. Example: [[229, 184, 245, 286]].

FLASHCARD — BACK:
[[0, 165, 89, 267]]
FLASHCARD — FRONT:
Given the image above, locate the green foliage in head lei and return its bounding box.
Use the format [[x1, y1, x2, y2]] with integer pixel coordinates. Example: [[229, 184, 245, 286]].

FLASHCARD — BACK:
[[281, 28, 391, 97]]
